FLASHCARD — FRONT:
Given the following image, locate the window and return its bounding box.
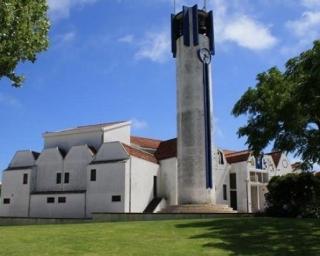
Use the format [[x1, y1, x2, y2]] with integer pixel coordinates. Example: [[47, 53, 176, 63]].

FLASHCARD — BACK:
[[23, 173, 28, 184], [218, 151, 224, 165], [90, 169, 96, 181], [223, 184, 227, 200], [230, 173, 237, 190], [58, 197, 66, 203], [56, 173, 62, 184], [112, 195, 121, 202], [64, 172, 70, 184], [47, 197, 55, 203], [3, 198, 10, 204]]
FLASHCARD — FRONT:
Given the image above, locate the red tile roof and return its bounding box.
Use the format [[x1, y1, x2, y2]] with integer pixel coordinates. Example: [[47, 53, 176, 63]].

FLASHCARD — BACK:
[[130, 136, 162, 149], [122, 144, 158, 164], [224, 150, 251, 164], [155, 138, 177, 160]]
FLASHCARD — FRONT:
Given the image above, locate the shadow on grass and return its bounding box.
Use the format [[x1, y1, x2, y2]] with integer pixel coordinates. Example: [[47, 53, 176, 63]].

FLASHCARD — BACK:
[[176, 218, 320, 256]]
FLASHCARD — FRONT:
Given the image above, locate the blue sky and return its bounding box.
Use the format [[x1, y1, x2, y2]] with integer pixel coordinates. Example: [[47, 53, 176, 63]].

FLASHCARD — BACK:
[[1, 0, 320, 172]]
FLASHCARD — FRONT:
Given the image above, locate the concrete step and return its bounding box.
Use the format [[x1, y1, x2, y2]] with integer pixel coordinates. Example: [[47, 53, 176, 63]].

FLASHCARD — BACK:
[[160, 204, 237, 214]]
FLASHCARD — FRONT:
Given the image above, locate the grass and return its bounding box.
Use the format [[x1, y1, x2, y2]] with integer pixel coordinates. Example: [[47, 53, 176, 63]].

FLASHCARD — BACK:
[[0, 217, 319, 256]]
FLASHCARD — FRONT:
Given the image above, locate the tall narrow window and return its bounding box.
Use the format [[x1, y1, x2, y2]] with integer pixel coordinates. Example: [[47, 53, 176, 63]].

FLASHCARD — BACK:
[[223, 184, 227, 200], [64, 172, 70, 184], [23, 173, 28, 184], [56, 173, 62, 184], [90, 169, 96, 181]]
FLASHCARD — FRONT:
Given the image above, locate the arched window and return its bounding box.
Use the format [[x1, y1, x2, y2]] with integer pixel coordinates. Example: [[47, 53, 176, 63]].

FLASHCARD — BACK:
[[218, 151, 224, 165]]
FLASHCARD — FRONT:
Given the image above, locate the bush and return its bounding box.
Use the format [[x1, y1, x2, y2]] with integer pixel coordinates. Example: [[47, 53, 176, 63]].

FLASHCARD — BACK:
[[265, 172, 320, 218]]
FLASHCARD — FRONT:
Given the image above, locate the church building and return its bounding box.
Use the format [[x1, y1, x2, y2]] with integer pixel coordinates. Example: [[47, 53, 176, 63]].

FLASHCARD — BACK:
[[0, 5, 295, 218], [0, 120, 293, 218]]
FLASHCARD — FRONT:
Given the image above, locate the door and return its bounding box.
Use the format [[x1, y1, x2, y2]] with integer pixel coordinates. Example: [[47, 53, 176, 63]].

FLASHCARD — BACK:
[[153, 176, 157, 198], [229, 173, 237, 210]]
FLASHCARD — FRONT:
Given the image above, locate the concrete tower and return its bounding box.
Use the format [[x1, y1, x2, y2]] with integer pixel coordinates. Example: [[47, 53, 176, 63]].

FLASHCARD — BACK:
[[171, 5, 215, 204]]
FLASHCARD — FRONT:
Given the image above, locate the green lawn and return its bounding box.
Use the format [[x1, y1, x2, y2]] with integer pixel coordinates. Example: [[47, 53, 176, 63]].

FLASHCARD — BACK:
[[0, 218, 319, 256]]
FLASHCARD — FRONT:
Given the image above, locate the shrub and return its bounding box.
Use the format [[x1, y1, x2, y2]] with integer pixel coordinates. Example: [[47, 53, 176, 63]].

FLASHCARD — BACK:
[[265, 172, 320, 218]]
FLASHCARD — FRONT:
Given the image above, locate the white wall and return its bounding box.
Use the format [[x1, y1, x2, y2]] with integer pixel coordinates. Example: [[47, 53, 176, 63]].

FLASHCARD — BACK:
[[86, 161, 127, 217], [272, 154, 293, 177], [130, 157, 159, 212], [0, 169, 33, 217], [36, 148, 64, 192], [103, 125, 130, 145], [230, 162, 250, 213], [30, 193, 85, 218], [159, 158, 178, 205], [214, 164, 230, 205], [63, 145, 94, 191]]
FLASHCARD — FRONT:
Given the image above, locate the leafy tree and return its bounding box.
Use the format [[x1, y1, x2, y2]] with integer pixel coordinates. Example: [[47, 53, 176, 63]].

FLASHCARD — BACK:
[[265, 173, 320, 218], [232, 41, 320, 169], [0, 0, 49, 87]]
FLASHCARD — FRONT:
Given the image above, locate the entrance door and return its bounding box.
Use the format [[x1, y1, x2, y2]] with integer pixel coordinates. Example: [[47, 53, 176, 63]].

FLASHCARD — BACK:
[[230, 191, 237, 210], [229, 173, 237, 210], [153, 176, 157, 198], [251, 186, 258, 212]]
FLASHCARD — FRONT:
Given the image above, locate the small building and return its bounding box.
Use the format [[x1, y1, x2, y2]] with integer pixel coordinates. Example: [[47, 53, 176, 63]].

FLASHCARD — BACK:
[[0, 121, 294, 218]]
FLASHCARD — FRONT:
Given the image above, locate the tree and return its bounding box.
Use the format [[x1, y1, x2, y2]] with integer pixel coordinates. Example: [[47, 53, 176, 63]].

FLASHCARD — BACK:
[[0, 0, 49, 87], [232, 41, 320, 169], [265, 173, 320, 218]]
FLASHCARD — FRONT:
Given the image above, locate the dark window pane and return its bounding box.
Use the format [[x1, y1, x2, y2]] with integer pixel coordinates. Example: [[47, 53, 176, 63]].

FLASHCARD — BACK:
[[64, 172, 69, 184], [58, 197, 66, 203], [112, 195, 121, 202], [23, 173, 28, 184], [90, 169, 96, 181], [3, 198, 10, 204], [56, 173, 62, 184], [47, 197, 55, 203], [230, 173, 237, 189], [223, 184, 227, 200]]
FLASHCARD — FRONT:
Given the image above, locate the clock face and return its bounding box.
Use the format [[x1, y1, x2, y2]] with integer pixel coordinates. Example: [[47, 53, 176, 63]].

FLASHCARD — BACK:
[[198, 48, 211, 64]]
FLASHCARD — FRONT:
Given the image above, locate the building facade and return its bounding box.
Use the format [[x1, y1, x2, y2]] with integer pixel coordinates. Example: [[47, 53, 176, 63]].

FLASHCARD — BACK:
[[0, 121, 294, 218]]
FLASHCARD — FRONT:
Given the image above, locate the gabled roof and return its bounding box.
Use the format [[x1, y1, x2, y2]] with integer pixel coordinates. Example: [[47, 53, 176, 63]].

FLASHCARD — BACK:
[[44, 121, 129, 136], [155, 138, 177, 160], [130, 136, 162, 150], [266, 151, 282, 167], [224, 150, 252, 164], [122, 144, 158, 164]]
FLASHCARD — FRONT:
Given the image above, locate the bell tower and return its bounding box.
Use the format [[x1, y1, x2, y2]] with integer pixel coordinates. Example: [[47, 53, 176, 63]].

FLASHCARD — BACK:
[[171, 5, 215, 204]]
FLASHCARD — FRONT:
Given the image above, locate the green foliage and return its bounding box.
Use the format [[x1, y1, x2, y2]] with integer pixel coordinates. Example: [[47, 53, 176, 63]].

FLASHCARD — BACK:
[[0, 0, 49, 87], [232, 41, 320, 168], [265, 172, 320, 218]]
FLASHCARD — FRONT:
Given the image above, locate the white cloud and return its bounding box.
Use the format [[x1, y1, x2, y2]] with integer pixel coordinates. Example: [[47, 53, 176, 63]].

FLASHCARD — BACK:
[[131, 118, 148, 130], [59, 31, 76, 43], [168, 0, 277, 51], [53, 31, 76, 48], [301, 0, 320, 9], [118, 34, 134, 43], [135, 31, 170, 63], [286, 11, 320, 38], [48, 0, 99, 20], [0, 93, 22, 108], [221, 16, 277, 50]]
